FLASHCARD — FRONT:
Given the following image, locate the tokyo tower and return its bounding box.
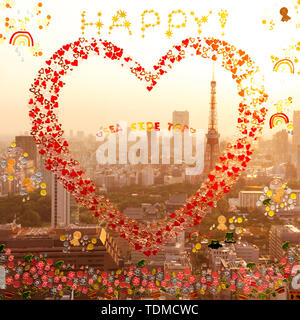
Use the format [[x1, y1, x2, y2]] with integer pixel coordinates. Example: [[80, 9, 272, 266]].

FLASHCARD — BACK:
[[203, 65, 220, 175]]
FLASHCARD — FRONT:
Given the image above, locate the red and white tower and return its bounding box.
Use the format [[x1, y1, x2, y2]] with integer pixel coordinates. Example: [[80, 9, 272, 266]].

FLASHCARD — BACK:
[[203, 65, 220, 175]]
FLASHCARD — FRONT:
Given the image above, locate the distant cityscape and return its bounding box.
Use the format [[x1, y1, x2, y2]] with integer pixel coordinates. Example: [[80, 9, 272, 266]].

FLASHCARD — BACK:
[[1, 74, 300, 300]]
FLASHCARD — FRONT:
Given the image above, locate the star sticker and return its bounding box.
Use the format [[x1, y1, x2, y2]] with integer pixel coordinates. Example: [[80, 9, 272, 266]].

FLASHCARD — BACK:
[[165, 29, 173, 38], [96, 21, 103, 29], [112, 15, 119, 23], [201, 16, 209, 23], [124, 20, 131, 29], [118, 10, 127, 18]]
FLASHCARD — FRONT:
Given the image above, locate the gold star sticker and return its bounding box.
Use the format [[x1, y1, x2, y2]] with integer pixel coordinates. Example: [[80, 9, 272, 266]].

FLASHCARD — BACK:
[[219, 11, 228, 19], [201, 16, 208, 23], [166, 29, 173, 38], [112, 15, 119, 23], [96, 21, 103, 29], [118, 10, 127, 18], [124, 20, 131, 29]]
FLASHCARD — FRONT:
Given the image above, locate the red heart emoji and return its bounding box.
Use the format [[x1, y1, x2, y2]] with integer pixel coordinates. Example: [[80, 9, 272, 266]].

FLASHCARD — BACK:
[[28, 37, 268, 256]]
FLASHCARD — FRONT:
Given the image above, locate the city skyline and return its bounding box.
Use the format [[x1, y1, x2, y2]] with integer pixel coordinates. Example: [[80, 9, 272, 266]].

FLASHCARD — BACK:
[[1, 0, 300, 303]]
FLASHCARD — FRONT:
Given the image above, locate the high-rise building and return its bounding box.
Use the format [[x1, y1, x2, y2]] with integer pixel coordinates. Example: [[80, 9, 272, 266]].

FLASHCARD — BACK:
[[293, 110, 300, 145], [70, 195, 79, 225], [297, 145, 300, 181], [51, 173, 70, 228], [172, 110, 189, 127], [77, 131, 85, 140], [15, 136, 38, 167], [172, 111, 189, 163], [40, 157, 52, 197], [272, 130, 289, 164], [269, 224, 300, 261], [141, 166, 154, 186], [104, 174, 117, 191], [203, 66, 220, 175]]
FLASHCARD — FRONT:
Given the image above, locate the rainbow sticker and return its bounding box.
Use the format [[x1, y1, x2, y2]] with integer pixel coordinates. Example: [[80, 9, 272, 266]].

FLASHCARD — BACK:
[[9, 31, 34, 47], [269, 112, 289, 129], [273, 58, 295, 73]]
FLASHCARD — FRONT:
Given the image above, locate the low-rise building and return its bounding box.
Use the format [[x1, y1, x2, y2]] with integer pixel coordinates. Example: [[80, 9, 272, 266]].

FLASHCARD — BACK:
[[234, 241, 259, 263], [165, 193, 187, 212], [239, 191, 263, 209], [0, 225, 120, 271], [269, 224, 300, 261]]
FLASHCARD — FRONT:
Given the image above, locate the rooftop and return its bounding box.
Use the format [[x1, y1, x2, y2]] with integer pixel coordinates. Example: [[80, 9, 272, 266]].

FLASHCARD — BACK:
[[239, 191, 263, 194], [285, 224, 300, 233]]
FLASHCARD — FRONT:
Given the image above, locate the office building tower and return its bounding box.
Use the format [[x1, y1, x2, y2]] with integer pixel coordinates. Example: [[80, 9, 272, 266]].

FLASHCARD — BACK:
[[141, 166, 154, 186], [272, 130, 288, 164], [51, 173, 70, 228], [15, 135, 38, 167], [297, 145, 300, 181], [269, 224, 300, 261], [172, 110, 189, 127], [292, 110, 300, 146]]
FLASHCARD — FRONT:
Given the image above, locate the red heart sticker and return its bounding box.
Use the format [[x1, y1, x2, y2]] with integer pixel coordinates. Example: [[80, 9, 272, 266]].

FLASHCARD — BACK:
[[28, 37, 268, 256]]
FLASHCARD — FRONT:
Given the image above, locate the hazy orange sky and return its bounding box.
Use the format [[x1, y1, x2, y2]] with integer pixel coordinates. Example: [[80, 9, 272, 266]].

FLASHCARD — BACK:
[[1, 0, 300, 141]]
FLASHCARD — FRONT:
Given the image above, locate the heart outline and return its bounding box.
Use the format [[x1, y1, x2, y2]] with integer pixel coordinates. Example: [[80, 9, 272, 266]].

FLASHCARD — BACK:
[[28, 37, 268, 256]]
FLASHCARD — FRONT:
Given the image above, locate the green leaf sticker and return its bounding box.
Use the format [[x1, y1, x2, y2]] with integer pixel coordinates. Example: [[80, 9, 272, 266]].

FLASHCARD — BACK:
[[24, 254, 33, 263], [247, 262, 256, 269], [282, 242, 290, 250], [137, 260, 145, 267], [22, 291, 31, 299], [55, 260, 64, 269], [0, 244, 6, 253], [263, 198, 271, 206]]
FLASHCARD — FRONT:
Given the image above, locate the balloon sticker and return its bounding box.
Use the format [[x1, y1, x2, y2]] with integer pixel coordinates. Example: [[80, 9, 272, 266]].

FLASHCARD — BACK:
[[60, 231, 98, 253], [0, 142, 46, 197], [186, 231, 211, 253], [257, 181, 296, 216], [228, 215, 245, 235]]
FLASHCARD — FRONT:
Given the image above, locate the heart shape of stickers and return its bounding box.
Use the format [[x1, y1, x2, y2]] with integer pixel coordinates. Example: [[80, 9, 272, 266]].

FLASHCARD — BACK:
[[28, 37, 268, 257]]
